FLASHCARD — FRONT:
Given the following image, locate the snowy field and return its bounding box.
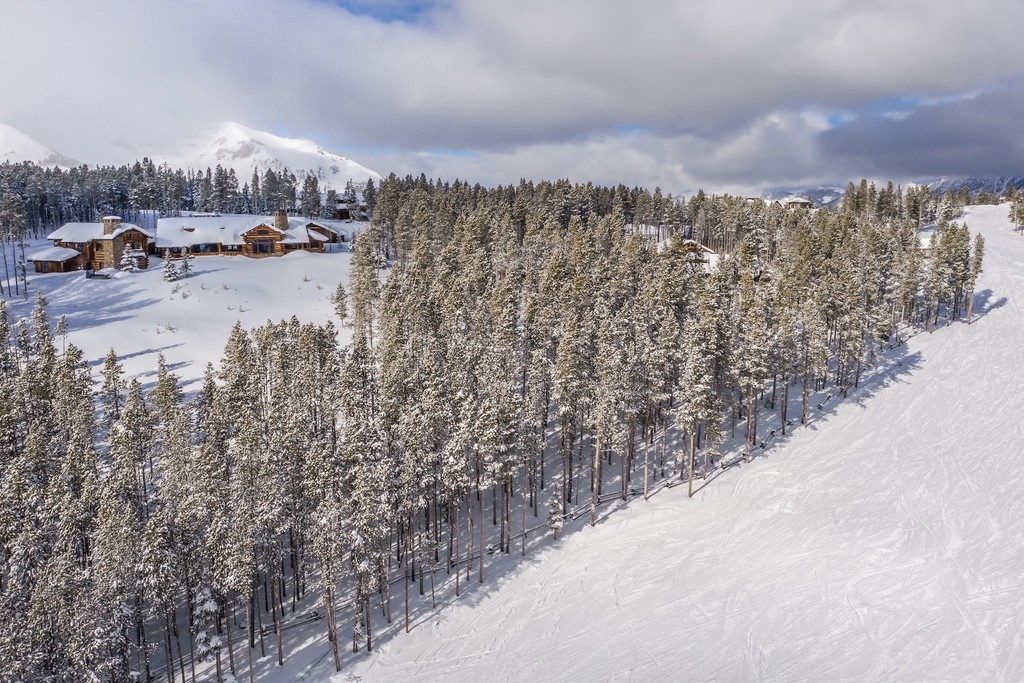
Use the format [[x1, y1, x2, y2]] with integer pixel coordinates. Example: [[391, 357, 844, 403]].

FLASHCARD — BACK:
[[339, 204, 1024, 682], [17, 241, 358, 394]]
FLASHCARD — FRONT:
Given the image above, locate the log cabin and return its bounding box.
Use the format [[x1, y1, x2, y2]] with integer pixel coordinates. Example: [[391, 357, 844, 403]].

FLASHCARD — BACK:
[[34, 216, 154, 272], [156, 210, 326, 258]]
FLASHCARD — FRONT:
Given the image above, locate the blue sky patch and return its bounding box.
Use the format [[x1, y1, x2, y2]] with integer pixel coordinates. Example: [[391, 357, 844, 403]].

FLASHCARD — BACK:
[[326, 0, 442, 23]]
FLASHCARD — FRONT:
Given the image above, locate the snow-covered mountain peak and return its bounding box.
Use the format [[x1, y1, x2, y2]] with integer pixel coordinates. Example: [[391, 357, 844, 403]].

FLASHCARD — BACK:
[[0, 123, 80, 168], [172, 121, 381, 189]]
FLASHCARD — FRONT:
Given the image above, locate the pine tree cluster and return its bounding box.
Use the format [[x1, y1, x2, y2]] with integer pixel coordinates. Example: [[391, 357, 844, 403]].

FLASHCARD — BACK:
[[0, 160, 379, 239], [0, 175, 987, 681]]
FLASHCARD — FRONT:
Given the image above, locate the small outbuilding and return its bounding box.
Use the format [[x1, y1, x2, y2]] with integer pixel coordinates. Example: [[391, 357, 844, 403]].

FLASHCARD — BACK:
[[27, 246, 83, 273]]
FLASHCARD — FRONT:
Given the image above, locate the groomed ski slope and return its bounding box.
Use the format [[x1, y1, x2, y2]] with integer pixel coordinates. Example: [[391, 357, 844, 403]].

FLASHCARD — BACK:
[[345, 204, 1024, 682]]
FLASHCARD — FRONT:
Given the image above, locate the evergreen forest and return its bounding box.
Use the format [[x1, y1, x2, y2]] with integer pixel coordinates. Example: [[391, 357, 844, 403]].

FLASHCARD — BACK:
[[0, 164, 989, 681]]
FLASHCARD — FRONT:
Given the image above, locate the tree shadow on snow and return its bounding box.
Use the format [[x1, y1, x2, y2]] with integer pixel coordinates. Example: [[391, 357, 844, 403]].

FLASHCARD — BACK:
[[968, 288, 1007, 322]]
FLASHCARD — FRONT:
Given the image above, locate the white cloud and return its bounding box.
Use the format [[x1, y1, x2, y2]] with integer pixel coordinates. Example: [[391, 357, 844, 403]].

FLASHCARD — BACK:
[[3, 0, 1024, 191]]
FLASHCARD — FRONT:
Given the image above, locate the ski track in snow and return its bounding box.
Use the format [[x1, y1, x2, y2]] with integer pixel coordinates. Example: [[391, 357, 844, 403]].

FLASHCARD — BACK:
[[341, 205, 1024, 682]]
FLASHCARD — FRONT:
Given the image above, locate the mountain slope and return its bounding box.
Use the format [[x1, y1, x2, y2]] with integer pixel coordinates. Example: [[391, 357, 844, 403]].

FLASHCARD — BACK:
[[762, 184, 845, 207], [928, 176, 1024, 196], [343, 204, 1024, 681], [0, 123, 80, 167], [168, 121, 380, 188]]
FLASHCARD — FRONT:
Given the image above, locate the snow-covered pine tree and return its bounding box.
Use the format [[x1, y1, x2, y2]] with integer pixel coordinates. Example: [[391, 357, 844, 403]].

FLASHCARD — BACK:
[[966, 234, 985, 323], [99, 347, 124, 432], [350, 228, 381, 346], [178, 248, 193, 279], [118, 244, 140, 272], [162, 249, 179, 282], [331, 281, 349, 326]]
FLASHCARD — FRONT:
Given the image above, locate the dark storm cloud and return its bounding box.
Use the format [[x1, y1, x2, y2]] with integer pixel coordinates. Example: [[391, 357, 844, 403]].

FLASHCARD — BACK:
[[820, 86, 1024, 179]]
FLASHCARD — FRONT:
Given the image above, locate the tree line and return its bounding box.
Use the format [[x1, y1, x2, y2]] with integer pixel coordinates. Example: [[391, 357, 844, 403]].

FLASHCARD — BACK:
[[0, 159, 375, 240]]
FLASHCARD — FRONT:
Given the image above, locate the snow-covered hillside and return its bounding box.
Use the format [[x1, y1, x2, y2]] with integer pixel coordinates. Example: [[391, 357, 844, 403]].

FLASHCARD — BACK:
[[0, 122, 80, 168], [17, 240, 359, 394], [336, 204, 1024, 681], [928, 176, 1024, 196], [166, 121, 381, 189]]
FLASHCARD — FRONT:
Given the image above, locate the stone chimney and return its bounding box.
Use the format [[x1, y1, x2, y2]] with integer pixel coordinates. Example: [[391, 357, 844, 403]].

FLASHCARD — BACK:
[[274, 209, 288, 231], [102, 215, 122, 236]]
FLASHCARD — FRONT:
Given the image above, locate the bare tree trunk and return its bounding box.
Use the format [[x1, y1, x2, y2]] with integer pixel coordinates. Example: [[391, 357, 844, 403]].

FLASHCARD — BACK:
[[560, 427, 568, 515], [225, 601, 236, 677], [137, 597, 151, 683], [591, 434, 600, 527], [746, 392, 753, 463], [245, 598, 254, 683], [385, 554, 392, 625], [353, 586, 361, 653], [466, 494, 472, 585], [272, 567, 284, 666], [325, 584, 341, 673], [660, 416, 667, 479], [478, 484, 485, 583], [521, 471, 527, 556], [255, 593, 266, 658], [454, 502, 461, 597], [365, 595, 373, 652], [404, 521, 411, 633], [687, 431, 696, 498], [642, 422, 650, 500], [781, 380, 789, 435], [164, 614, 175, 683]]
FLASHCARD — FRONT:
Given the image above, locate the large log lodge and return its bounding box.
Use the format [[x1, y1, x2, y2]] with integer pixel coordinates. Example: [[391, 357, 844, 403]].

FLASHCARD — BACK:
[[28, 210, 354, 273]]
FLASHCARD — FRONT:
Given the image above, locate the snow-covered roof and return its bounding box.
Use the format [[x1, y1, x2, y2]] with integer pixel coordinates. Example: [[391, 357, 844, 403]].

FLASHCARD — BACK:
[[306, 219, 353, 238], [27, 246, 81, 262], [156, 214, 316, 249], [48, 221, 153, 243], [282, 217, 318, 244]]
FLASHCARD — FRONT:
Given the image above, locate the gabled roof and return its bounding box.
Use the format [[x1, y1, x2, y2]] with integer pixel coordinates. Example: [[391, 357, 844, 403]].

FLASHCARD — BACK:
[[157, 215, 268, 248], [48, 221, 153, 243], [156, 214, 315, 249], [305, 219, 353, 239], [27, 246, 81, 262]]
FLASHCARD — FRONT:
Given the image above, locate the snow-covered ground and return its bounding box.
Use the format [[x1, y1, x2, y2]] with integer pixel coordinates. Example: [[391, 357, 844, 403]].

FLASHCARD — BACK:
[[336, 204, 1024, 681], [17, 241, 358, 394]]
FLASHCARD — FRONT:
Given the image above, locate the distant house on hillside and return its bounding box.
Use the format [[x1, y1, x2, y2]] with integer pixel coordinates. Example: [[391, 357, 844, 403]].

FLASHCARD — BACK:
[[31, 216, 154, 272], [682, 239, 719, 273], [324, 190, 366, 221], [156, 210, 326, 258], [780, 197, 813, 210]]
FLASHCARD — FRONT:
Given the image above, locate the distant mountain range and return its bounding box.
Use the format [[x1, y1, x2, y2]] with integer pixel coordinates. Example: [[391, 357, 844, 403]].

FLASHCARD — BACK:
[[761, 185, 846, 208], [764, 176, 1024, 208], [924, 176, 1024, 196], [0, 121, 380, 190], [163, 121, 381, 188], [3, 120, 1023, 200], [0, 123, 81, 168]]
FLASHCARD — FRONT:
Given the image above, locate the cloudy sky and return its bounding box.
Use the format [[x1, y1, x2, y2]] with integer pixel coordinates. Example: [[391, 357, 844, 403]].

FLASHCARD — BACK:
[[3, 0, 1024, 194]]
